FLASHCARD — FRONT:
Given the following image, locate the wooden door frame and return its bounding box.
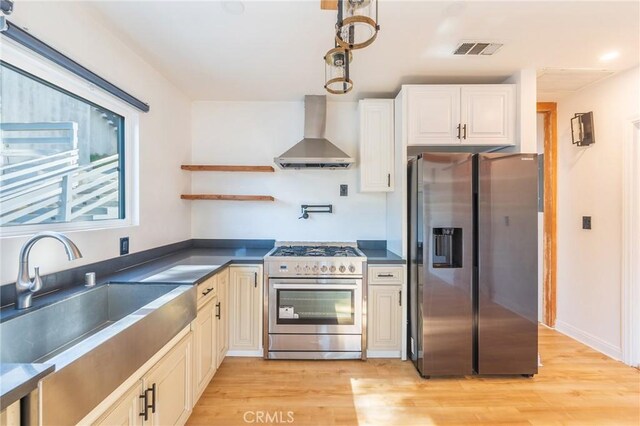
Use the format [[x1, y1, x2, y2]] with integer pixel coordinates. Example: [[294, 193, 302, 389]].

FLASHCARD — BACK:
[[537, 102, 557, 327]]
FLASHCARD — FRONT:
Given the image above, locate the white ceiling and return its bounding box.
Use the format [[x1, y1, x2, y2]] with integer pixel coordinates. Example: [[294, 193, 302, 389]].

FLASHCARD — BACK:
[[89, 0, 640, 101]]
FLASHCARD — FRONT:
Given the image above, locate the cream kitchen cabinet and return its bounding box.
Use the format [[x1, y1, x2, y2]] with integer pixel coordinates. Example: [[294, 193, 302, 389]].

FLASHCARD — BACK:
[[95, 382, 143, 426], [0, 401, 20, 426], [404, 84, 515, 146], [367, 266, 404, 358], [94, 332, 192, 426], [216, 268, 230, 367], [193, 297, 217, 403], [193, 274, 218, 397], [228, 265, 263, 355], [145, 333, 193, 426], [359, 99, 395, 192]]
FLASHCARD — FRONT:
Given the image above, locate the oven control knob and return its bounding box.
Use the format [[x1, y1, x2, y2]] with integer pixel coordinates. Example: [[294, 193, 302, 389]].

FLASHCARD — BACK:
[[312, 265, 319, 272], [348, 264, 356, 273], [304, 265, 311, 273], [295, 265, 301, 273], [321, 265, 328, 273], [329, 265, 336, 273], [339, 265, 346, 273]]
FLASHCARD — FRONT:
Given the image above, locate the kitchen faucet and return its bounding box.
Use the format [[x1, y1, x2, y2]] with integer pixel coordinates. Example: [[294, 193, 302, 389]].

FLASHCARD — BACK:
[[15, 231, 83, 309]]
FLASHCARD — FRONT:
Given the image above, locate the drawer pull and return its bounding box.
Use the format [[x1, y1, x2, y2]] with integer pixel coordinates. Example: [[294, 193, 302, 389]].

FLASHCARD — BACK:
[[202, 287, 213, 296], [377, 273, 395, 278]]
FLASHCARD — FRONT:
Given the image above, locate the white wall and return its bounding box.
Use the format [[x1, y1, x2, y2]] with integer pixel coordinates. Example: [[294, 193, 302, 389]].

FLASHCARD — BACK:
[[0, 2, 192, 285], [555, 66, 640, 360], [190, 101, 387, 241]]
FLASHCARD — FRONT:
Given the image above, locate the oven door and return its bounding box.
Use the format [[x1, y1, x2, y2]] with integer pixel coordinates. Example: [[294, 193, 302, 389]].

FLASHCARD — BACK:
[[269, 279, 362, 334]]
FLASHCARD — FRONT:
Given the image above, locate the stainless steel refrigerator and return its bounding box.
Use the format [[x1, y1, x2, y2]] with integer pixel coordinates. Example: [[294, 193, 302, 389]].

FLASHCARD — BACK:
[[408, 152, 538, 377]]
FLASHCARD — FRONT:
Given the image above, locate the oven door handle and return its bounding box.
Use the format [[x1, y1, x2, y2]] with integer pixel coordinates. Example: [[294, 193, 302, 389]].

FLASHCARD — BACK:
[[272, 283, 359, 290]]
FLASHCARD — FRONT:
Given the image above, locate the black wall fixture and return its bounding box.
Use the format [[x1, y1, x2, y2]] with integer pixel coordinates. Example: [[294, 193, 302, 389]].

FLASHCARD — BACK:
[[0, 19, 150, 113], [571, 111, 595, 147], [298, 204, 333, 220]]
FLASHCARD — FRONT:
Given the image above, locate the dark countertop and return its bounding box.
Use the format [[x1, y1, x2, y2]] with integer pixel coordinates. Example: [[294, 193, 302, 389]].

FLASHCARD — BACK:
[[361, 248, 405, 264], [0, 363, 54, 411], [0, 246, 271, 409], [107, 247, 270, 285]]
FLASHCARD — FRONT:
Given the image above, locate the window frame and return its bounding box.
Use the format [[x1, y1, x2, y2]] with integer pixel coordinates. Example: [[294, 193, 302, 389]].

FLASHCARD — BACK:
[[0, 39, 139, 238]]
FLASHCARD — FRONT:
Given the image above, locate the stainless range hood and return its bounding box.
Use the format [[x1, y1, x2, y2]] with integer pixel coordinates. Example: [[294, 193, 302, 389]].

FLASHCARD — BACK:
[[274, 95, 354, 169]]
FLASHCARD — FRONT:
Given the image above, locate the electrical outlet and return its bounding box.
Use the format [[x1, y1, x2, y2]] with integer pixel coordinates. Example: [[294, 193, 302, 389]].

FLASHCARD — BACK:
[[120, 237, 129, 255], [582, 216, 592, 230], [340, 184, 348, 197]]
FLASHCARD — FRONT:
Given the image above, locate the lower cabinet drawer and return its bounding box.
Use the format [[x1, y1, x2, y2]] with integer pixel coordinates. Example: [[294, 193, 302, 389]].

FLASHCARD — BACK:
[[368, 266, 403, 284], [197, 276, 217, 307]]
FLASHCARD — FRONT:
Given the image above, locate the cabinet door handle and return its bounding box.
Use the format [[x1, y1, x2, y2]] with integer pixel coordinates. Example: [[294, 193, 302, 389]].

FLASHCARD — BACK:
[[139, 391, 149, 420], [150, 383, 156, 414], [387, 173, 391, 187], [216, 302, 221, 319], [139, 384, 155, 420], [457, 124, 461, 139], [462, 124, 467, 139], [399, 290, 402, 307], [254, 272, 258, 288]]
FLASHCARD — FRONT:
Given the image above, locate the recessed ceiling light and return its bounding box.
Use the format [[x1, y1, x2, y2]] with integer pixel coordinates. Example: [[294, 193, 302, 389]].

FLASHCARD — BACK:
[[222, 1, 245, 15], [599, 51, 620, 62]]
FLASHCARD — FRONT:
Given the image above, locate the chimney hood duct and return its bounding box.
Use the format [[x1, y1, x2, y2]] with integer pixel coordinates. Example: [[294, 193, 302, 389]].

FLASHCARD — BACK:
[[274, 95, 354, 169]]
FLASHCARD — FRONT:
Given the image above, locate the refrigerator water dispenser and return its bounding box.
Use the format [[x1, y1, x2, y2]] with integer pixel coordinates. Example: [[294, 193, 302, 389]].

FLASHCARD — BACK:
[[432, 227, 462, 268]]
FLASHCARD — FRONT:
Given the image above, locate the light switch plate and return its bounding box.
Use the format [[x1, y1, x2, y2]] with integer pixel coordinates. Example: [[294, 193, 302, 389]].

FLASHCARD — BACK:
[[340, 184, 348, 197], [582, 216, 592, 230]]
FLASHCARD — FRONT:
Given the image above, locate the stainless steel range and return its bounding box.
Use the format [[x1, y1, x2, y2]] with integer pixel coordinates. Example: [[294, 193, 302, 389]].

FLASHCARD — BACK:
[[263, 242, 367, 360]]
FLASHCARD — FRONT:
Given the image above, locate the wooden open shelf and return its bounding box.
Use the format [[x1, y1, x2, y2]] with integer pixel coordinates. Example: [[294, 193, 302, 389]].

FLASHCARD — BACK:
[[181, 194, 275, 202], [181, 165, 275, 173]]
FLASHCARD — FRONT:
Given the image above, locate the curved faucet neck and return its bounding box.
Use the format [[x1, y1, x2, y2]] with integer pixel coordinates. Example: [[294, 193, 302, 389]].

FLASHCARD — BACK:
[[15, 232, 83, 309]]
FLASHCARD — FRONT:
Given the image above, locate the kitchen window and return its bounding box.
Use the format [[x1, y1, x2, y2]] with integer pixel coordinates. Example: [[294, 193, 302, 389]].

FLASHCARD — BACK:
[[0, 42, 138, 236]]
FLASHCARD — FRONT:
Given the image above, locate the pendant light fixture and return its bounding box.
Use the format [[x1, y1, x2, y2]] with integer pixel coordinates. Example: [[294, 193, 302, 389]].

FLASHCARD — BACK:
[[324, 45, 353, 94], [335, 0, 379, 50]]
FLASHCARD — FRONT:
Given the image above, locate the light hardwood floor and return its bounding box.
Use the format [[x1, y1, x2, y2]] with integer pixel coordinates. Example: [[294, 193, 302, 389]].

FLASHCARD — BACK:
[[188, 326, 640, 425]]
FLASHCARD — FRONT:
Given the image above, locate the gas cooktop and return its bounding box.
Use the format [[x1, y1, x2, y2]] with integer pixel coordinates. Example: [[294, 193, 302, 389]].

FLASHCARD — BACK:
[[270, 245, 363, 258]]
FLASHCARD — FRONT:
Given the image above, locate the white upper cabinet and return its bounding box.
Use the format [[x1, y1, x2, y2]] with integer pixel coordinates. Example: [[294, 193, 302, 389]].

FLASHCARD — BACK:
[[407, 86, 461, 145], [404, 84, 515, 146], [359, 99, 395, 192], [460, 85, 515, 145]]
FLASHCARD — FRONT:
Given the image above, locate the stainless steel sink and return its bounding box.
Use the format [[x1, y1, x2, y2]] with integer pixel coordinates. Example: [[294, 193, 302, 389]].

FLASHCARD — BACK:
[[0, 283, 196, 425]]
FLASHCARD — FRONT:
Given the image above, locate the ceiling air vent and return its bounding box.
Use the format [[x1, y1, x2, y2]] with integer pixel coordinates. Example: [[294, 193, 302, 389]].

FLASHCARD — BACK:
[[454, 42, 503, 56]]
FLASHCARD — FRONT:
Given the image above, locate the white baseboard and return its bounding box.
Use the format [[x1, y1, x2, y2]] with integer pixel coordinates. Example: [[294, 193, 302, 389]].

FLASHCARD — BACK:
[[367, 350, 401, 358], [555, 320, 622, 361], [227, 349, 263, 357]]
